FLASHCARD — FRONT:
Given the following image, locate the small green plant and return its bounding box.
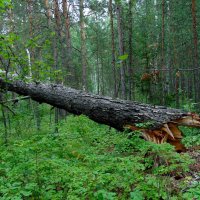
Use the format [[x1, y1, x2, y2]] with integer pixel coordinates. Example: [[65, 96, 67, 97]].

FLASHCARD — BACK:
[[181, 127, 200, 147], [135, 121, 155, 128], [183, 181, 200, 199], [0, 105, 197, 199]]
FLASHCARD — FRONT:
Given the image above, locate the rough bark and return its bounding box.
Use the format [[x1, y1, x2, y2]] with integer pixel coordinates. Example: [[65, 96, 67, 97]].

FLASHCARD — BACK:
[[53, 0, 62, 37], [62, 0, 74, 86], [116, 3, 126, 99], [27, 0, 41, 130], [62, 0, 71, 55], [27, 0, 34, 61], [44, 0, 51, 27], [79, 0, 87, 91], [128, 0, 134, 100], [161, 0, 166, 105], [1, 78, 200, 151], [53, 0, 64, 126], [109, 0, 117, 98], [192, 0, 198, 65], [191, 0, 200, 104]]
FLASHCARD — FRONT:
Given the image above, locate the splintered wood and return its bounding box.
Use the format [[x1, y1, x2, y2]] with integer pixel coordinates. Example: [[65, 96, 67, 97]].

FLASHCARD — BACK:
[[128, 113, 200, 152]]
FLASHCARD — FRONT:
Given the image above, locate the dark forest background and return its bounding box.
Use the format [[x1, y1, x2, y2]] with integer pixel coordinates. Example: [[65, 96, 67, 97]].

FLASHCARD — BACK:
[[1, 0, 200, 108], [0, 1, 200, 199]]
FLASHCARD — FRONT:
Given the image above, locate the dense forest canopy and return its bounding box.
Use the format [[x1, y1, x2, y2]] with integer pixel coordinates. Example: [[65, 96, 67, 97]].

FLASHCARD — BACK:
[[0, 0, 200, 199], [1, 0, 200, 106]]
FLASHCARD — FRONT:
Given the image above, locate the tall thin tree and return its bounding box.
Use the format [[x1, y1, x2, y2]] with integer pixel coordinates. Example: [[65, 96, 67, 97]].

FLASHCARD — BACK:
[[79, 0, 87, 91], [116, 1, 126, 99], [191, 0, 199, 104], [161, 0, 166, 104], [109, 0, 117, 98], [62, 0, 74, 87], [128, 0, 134, 100]]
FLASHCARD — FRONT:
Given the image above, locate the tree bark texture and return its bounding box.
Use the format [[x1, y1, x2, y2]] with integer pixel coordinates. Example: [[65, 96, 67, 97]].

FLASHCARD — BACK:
[[62, 0, 74, 86], [53, 0, 62, 37], [0, 79, 183, 127], [44, 0, 51, 27], [128, 0, 134, 100], [191, 0, 200, 103], [1, 79, 200, 151], [161, 0, 166, 105], [116, 3, 126, 99], [109, 0, 117, 98], [80, 0, 87, 91]]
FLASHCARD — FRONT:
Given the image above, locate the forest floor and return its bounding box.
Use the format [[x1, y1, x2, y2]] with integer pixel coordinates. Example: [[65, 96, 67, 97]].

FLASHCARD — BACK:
[[188, 146, 200, 173], [185, 147, 200, 184], [0, 103, 200, 199]]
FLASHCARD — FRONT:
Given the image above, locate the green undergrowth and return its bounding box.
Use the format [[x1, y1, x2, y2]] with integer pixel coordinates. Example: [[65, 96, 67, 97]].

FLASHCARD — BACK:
[[0, 104, 199, 199], [181, 126, 200, 147]]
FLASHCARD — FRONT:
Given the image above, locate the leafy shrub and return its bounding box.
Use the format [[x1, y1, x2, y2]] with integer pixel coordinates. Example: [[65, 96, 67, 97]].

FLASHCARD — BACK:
[[0, 105, 197, 199]]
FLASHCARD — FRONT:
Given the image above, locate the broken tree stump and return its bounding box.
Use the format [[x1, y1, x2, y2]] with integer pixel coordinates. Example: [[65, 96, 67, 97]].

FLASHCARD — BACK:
[[0, 78, 200, 151]]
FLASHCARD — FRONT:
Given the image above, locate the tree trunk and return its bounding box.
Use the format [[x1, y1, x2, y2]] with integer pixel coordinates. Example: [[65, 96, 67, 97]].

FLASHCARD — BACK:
[[128, 0, 134, 100], [53, 0, 64, 126], [79, 0, 87, 91], [1, 78, 200, 151], [62, 0, 71, 53], [175, 71, 180, 108], [53, 0, 62, 37], [27, 0, 41, 130], [161, 0, 166, 105], [44, 0, 51, 27], [62, 0, 74, 87], [109, 0, 117, 98], [191, 0, 199, 105], [27, 0, 34, 62], [116, 3, 126, 99], [192, 0, 198, 67]]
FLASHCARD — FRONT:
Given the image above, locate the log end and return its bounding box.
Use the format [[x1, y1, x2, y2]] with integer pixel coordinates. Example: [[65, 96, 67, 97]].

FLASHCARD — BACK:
[[126, 113, 200, 152]]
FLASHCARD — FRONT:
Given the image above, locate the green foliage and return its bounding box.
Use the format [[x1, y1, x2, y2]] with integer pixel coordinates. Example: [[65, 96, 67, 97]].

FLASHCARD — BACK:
[[130, 190, 143, 200], [0, 104, 196, 199], [0, 0, 11, 12], [135, 121, 155, 128], [183, 101, 196, 112], [118, 54, 128, 61], [0, 0, 199, 198], [181, 127, 200, 147], [183, 182, 200, 199]]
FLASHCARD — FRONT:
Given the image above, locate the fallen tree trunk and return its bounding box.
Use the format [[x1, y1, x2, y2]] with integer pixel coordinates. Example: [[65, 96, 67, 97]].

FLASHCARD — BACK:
[[0, 78, 200, 151]]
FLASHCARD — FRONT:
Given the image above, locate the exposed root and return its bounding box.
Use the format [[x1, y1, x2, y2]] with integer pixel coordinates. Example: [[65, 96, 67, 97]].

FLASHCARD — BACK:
[[168, 123, 182, 139], [127, 114, 200, 152], [143, 125, 186, 152], [162, 124, 175, 139], [175, 113, 200, 127]]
